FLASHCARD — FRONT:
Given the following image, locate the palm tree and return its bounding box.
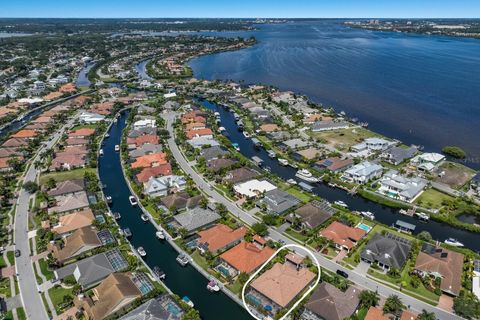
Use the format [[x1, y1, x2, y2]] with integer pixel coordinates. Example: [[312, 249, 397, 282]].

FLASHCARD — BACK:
[[359, 290, 380, 308], [383, 294, 405, 315], [417, 309, 436, 320]]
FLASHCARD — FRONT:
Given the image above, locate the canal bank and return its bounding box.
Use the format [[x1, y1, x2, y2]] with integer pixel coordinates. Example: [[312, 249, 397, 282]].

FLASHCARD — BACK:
[[199, 99, 480, 252], [98, 111, 251, 320]]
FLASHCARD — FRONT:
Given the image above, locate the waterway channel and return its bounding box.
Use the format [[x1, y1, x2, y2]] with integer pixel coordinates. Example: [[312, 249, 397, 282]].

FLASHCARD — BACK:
[[98, 111, 250, 320], [199, 99, 480, 252]]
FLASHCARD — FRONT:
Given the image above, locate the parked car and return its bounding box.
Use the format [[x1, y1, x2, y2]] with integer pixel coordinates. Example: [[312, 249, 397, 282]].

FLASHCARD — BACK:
[[336, 269, 348, 278], [14, 250, 21, 257]]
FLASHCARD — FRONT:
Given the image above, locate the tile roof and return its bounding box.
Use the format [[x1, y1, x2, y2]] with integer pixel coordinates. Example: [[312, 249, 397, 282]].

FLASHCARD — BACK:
[[364, 307, 389, 320], [304, 282, 359, 320], [251, 263, 315, 308], [320, 221, 366, 250], [11, 129, 37, 138], [159, 192, 202, 210], [186, 128, 213, 140], [198, 224, 247, 253], [69, 128, 95, 137], [1, 138, 29, 148], [173, 208, 220, 233], [136, 163, 172, 183], [221, 241, 275, 274], [52, 208, 94, 234], [47, 179, 85, 197], [50, 226, 101, 262], [131, 152, 168, 169], [127, 135, 160, 147]]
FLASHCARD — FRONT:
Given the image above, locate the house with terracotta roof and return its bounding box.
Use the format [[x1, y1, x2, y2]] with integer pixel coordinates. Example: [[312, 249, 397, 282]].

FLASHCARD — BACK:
[[48, 191, 90, 214], [220, 240, 275, 274], [11, 129, 37, 139], [293, 147, 322, 161], [186, 128, 213, 140], [0, 157, 23, 172], [197, 224, 247, 254], [131, 152, 167, 169], [1, 138, 29, 148], [314, 157, 354, 173], [135, 163, 172, 183], [50, 153, 87, 170], [48, 226, 102, 263], [0, 147, 22, 159], [319, 221, 367, 252], [185, 122, 206, 131], [259, 123, 279, 133], [414, 243, 464, 296], [59, 83, 76, 93], [364, 307, 389, 320], [65, 137, 89, 146], [249, 262, 315, 310], [69, 127, 96, 138], [51, 208, 95, 236], [126, 135, 159, 149], [74, 273, 141, 320]]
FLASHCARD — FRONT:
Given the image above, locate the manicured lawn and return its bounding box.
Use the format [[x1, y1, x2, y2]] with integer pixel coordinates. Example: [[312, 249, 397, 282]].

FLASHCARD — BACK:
[[6, 251, 15, 266], [227, 278, 245, 296], [311, 127, 380, 151], [0, 255, 7, 268], [284, 186, 311, 203], [0, 277, 11, 298], [48, 285, 74, 314], [39, 168, 96, 185], [285, 228, 309, 243], [38, 258, 54, 280], [191, 251, 210, 271], [16, 307, 26, 320], [414, 188, 454, 209]]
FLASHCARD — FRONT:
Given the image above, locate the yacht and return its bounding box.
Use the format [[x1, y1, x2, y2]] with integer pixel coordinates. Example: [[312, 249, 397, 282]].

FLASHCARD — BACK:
[[137, 247, 146, 257], [99, 149, 104, 156], [141, 214, 149, 222], [155, 230, 165, 240], [176, 254, 189, 266], [243, 131, 250, 139], [114, 144, 120, 152], [444, 238, 464, 247], [123, 228, 132, 238], [153, 266, 166, 280], [360, 211, 375, 220], [334, 200, 348, 208], [182, 296, 194, 308], [278, 158, 289, 166], [113, 212, 121, 220], [286, 178, 297, 185], [295, 169, 319, 183], [206, 280, 220, 292], [267, 150, 276, 158], [129, 196, 138, 206]]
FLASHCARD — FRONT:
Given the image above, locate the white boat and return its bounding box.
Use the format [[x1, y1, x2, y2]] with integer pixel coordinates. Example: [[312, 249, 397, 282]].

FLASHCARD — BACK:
[[268, 150, 276, 158], [113, 212, 121, 220], [123, 228, 132, 238], [182, 296, 194, 308], [105, 196, 112, 204], [176, 254, 189, 266], [444, 238, 464, 247], [155, 230, 165, 240], [360, 211, 375, 220], [137, 247, 146, 257], [129, 196, 138, 206], [415, 212, 430, 221], [278, 158, 289, 166], [105, 133, 110, 138], [99, 149, 104, 156], [114, 145, 120, 152], [218, 126, 226, 132], [286, 179, 297, 185], [334, 200, 348, 208], [214, 111, 220, 117], [206, 280, 220, 292], [243, 132, 250, 139], [141, 214, 149, 222], [295, 169, 319, 183]]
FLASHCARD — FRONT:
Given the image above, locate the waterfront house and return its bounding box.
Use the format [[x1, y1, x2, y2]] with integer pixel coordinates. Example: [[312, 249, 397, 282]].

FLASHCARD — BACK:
[[342, 161, 383, 184], [54, 249, 128, 288], [301, 282, 359, 320], [127, 127, 157, 139], [74, 273, 142, 320], [11, 129, 37, 139], [377, 169, 427, 202], [159, 192, 203, 211], [144, 175, 186, 198], [50, 153, 87, 171], [266, 131, 292, 141], [48, 226, 103, 263], [249, 262, 315, 309], [361, 233, 412, 270], [207, 158, 236, 173], [414, 243, 464, 296], [131, 152, 168, 169], [220, 239, 275, 274], [410, 153, 445, 172], [279, 138, 310, 151], [135, 163, 172, 183], [233, 179, 277, 199], [197, 224, 247, 254], [186, 128, 213, 140], [187, 136, 220, 149], [48, 191, 90, 214], [69, 128, 96, 139], [351, 137, 392, 153], [292, 147, 322, 162], [65, 137, 89, 147], [259, 189, 300, 215], [127, 135, 160, 149], [223, 167, 260, 185], [287, 201, 336, 230], [47, 179, 85, 197], [199, 145, 229, 161], [78, 112, 105, 124], [310, 120, 349, 132], [51, 208, 95, 236], [319, 221, 367, 252], [314, 157, 354, 173], [172, 207, 220, 234], [119, 295, 184, 320], [133, 118, 156, 130], [259, 123, 279, 133], [381, 146, 417, 166], [128, 143, 163, 159]]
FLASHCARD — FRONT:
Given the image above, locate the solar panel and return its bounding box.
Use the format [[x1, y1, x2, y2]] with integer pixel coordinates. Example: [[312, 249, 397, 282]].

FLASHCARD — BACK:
[[105, 249, 128, 271]]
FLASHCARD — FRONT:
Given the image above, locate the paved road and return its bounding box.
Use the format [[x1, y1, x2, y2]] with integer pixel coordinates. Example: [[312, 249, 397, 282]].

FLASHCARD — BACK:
[[14, 113, 79, 320], [166, 112, 460, 320]]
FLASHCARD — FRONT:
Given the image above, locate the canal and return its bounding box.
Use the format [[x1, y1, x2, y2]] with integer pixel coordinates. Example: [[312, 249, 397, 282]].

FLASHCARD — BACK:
[[199, 99, 480, 252], [134, 59, 153, 80], [76, 62, 95, 87], [98, 112, 250, 320]]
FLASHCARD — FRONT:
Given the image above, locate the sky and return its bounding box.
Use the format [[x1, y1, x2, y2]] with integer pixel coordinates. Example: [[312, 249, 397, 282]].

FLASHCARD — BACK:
[[1, 0, 478, 19]]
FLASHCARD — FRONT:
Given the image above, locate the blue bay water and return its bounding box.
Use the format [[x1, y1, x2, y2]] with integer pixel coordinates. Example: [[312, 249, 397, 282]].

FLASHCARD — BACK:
[[189, 20, 480, 168]]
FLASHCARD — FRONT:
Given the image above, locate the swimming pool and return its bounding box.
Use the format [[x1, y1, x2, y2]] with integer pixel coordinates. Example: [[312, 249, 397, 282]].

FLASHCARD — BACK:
[[356, 223, 372, 233]]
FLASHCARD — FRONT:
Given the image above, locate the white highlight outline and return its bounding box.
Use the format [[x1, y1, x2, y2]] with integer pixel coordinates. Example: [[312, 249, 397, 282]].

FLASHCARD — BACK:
[[241, 244, 321, 320]]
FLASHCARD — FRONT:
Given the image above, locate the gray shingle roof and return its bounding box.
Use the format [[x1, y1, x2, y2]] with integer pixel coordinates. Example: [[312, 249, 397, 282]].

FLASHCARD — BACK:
[[173, 208, 220, 232], [361, 233, 412, 270]]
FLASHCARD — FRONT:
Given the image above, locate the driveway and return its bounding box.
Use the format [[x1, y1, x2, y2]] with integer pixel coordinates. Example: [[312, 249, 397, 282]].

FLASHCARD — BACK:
[[354, 261, 371, 276]]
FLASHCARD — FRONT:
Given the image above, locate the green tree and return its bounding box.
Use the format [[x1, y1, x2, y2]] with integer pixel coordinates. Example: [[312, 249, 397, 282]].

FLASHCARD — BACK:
[[453, 294, 480, 319], [417, 231, 432, 242], [383, 295, 405, 315], [182, 309, 201, 320], [251, 222, 268, 237], [417, 309, 436, 320], [23, 181, 39, 193], [238, 272, 249, 284], [45, 177, 57, 189], [359, 290, 380, 308]]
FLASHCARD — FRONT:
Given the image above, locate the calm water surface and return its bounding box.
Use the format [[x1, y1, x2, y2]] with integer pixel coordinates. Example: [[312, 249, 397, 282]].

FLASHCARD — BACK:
[[189, 20, 480, 169]]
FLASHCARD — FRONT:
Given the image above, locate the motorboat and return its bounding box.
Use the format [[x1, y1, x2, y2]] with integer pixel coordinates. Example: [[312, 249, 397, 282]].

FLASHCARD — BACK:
[[176, 254, 189, 266], [113, 212, 121, 220], [153, 266, 166, 280], [141, 214, 149, 222], [99, 149, 104, 156], [137, 247, 146, 257], [415, 212, 430, 221], [105, 196, 112, 204], [156, 230, 165, 240], [218, 126, 226, 132], [444, 238, 464, 247], [334, 200, 348, 208], [278, 158, 289, 166], [268, 150, 276, 158], [360, 211, 375, 220], [114, 144, 120, 152], [214, 111, 220, 118], [206, 280, 220, 292], [295, 169, 319, 183], [129, 195, 138, 206], [243, 131, 250, 139], [286, 179, 297, 185], [123, 228, 132, 238], [105, 133, 110, 138], [182, 296, 194, 308]]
